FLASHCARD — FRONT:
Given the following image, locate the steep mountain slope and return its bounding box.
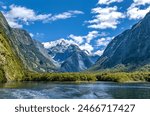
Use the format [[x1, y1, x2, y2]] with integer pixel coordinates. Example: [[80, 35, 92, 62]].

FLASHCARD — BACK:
[[43, 39, 97, 72], [90, 55, 100, 63], [61, 51, 94, 72], [33, 39, 60, 68], [0, 12, 24, 82], [11, 29, 57, 72], [0, 12, 56, 72], [92, 12, 150, 71]]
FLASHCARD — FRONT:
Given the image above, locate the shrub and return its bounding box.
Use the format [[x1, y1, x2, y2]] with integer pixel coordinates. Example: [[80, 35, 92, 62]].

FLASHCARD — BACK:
[[0, 67, 7, 83]]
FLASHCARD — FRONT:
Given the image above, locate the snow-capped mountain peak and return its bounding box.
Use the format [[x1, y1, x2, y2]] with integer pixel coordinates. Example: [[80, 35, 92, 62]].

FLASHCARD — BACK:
[[42, 39, 93, 56], [42, 38, 76, 49]]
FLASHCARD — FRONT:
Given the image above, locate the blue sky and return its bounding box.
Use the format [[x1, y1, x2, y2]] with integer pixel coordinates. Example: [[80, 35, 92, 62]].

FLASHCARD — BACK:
[[0, 0, 150, 55]]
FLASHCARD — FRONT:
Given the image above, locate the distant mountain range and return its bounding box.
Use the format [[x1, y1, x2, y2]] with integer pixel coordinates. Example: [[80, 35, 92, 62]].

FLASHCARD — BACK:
[[43, 39, 99, 72]]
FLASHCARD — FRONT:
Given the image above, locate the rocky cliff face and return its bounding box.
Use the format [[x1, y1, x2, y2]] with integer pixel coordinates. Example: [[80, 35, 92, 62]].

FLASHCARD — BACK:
[[92, 12, 150, 71], [33, 39, 60, 69], [0, 12, 24, 82], [11, 29, 56, 72], [60, 50, 94, 72]]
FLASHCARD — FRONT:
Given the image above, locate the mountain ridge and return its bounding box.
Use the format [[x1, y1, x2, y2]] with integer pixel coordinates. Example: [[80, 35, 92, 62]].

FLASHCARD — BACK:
[[43, 39, 99, 72], [91, 11, 150, 71]]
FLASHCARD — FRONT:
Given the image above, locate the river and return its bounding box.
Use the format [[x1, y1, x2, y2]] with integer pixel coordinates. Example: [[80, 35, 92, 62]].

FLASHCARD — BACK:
[[0, 82, 150, 99]]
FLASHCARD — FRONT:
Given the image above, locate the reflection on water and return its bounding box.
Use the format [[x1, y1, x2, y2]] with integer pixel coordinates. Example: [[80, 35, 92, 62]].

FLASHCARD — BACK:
[[0, 82, 150, 99]]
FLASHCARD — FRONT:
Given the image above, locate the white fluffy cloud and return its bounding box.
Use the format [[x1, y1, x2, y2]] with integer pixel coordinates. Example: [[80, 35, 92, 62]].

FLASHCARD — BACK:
[[8, 5, 51, 21], [6, 19, 23, 28], [47, 10, 84, 22], [79, 43, 94, 54], [43, 38, 77, 49], [127, 0, 150, 20], [98, 0, 123, 5], [87, 6, 125, 29], [68, 31, 99, 44], [127, 7, 150, 19], [3, 4, 51, 28], [94, 50, 104, 56], [86, 31, 99, 43], [68, 34, 84, 44], [3, 4, 84, 28], [67, 31, 111, 55], [132, 0, 150, 6], [94, 37, 113, 56], [96, 37, 112, 47]]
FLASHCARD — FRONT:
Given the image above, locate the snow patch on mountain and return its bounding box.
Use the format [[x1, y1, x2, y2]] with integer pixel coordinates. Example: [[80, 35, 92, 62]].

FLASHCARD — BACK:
[[42, 38, 91, 56]]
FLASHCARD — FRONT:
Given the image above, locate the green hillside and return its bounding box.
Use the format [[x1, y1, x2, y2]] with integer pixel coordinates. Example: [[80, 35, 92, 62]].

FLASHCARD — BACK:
[[0, 23, 24, 82]]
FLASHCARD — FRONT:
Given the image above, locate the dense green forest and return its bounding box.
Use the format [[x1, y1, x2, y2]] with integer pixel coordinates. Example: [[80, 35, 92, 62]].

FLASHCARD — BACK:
[[21, 71, 150, 83]]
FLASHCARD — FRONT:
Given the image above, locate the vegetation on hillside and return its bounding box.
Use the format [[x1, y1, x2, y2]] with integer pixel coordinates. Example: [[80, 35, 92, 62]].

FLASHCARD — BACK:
[[95, 72, 150, 82], [0, 28, 24, 82]]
